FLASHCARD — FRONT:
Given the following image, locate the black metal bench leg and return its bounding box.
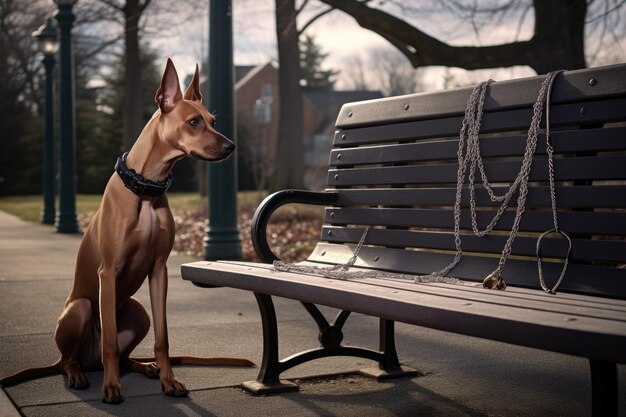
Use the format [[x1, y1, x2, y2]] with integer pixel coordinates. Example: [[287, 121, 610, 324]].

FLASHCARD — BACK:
[[589, 359, 618, 417], [243, 297, 418, 394], [360, 319, 419, 380], [242, 293, 299, 394]]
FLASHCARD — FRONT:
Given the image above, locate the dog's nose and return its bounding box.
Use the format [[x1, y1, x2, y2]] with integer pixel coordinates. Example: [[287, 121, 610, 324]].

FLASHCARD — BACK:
[[223, 141, 235, 153]]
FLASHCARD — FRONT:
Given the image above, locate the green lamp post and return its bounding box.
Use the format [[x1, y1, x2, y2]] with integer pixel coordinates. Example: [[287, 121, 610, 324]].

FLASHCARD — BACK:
[[32, 18, 59, 225], [203, 0, 242, 260], [54, 0, 79, 233]]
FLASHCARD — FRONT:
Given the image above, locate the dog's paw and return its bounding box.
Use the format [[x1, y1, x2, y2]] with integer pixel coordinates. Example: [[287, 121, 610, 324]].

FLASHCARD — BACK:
[[101, 382, 124, 404], [161, 377, 189, 397], [67, 369, 90, 390], [69, 378, 90, 390], [133, 361, 160, 379], [144, 362, 160, 379]]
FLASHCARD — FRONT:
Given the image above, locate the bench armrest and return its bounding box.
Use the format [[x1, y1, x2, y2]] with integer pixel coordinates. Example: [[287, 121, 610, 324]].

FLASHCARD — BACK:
[[251, 190, 339, 263]]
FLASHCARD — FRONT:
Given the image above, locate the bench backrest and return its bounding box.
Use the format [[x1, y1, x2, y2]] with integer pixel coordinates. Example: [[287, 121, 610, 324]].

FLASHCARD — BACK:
[[308, 64, 626, 299]]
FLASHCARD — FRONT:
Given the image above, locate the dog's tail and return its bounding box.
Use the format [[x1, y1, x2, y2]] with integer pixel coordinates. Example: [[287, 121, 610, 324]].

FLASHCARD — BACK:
[[130, 356, 254, 367], [0, 359, 61, 387]]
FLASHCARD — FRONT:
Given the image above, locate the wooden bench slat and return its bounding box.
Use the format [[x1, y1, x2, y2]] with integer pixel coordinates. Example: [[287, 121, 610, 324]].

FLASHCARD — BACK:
[[329, 126, 626, 167], [219, 260, 626, 314], [296, 261, 626, 310], [180, 261, 626, 362], [327, 155, 626, 186], [332, 185, 626, 209], [333, 97, 626, 147], [324, 207, 626, 236], [321, 226, 626, 263], [335, 64, 626, 128], [307, 243, 626, 299]]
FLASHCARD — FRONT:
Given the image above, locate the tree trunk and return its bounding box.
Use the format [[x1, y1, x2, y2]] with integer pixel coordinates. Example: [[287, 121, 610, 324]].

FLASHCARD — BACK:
[[272, 0, 304, 190], [122, 0, 144, 150], [318, 0, 588, 74], [529, 0, 587, 73]]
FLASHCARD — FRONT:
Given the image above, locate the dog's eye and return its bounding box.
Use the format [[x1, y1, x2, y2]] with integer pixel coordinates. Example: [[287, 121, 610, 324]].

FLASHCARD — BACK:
[[188, 118, 199, 127]]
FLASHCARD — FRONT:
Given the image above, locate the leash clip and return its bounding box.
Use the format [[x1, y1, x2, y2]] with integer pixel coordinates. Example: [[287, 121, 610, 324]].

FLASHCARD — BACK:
[[482, 270, 507, 290], [537, 229, 572, 294]]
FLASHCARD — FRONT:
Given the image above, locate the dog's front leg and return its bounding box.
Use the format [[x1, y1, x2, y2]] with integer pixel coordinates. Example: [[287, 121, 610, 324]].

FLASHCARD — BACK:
[[98, 265, 123, 404], [149, 261, 188, 397]]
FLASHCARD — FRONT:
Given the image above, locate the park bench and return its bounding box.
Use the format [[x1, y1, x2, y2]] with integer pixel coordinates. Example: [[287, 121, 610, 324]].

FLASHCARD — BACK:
[[181, 63, 626, 416]]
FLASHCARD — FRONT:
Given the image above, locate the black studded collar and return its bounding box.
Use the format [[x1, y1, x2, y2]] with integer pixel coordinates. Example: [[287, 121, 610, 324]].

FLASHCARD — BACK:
[[114, 152, 173, 197]]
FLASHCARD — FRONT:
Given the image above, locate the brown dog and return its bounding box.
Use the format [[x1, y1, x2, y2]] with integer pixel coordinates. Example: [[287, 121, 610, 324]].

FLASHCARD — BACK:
[[0, 59, 252, 403]]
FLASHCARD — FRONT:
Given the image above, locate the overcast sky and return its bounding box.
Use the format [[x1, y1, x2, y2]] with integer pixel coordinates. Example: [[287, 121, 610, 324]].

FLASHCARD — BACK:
[[143, 0, 624, 93]]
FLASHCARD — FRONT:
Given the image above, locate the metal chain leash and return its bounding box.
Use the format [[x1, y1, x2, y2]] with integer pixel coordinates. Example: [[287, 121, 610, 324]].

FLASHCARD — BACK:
[[481, 73, 555, 289], [536, 71, 572, 294], [273, 223, 481, 286], [429, 72, 560, 290], [274, 71, 569, 292]]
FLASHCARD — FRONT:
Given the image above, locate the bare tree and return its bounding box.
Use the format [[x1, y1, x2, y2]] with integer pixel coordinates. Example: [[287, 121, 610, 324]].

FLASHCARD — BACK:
[[343, 48, 424, 95], [94, 0, 151, 150], [370, 48, 423, 96], [83, 0, 205, 150], [341, 54, 368, 90], [272, 0, 305, 190], [0, 0, 52, 115], [271, 0, 341, 190], [0, 0, 53, 194]]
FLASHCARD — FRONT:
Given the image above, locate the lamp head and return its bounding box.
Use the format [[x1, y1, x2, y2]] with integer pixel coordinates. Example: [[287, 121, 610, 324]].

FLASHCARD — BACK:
[[32, 18, 59, 56]]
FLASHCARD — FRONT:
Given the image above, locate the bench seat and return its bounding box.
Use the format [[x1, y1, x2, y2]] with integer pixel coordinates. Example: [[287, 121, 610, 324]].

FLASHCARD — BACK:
[[182, 260, 626, 363]]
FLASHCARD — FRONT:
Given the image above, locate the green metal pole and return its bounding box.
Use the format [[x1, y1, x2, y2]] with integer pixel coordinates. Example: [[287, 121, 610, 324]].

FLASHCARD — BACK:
[[203, 0, 242, 260], [54, 3, 79, 234], [41, 53, 56, 224]]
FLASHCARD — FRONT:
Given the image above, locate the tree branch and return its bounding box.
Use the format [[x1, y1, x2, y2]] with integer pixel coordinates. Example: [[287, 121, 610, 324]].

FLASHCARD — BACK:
[[97, 0, 124, 12], [296, 0, 309, 16], [317, 0, 534, 70], [298, 6, 334, 35], [138, 0, 152, 15], [82, 35, 124, 60]]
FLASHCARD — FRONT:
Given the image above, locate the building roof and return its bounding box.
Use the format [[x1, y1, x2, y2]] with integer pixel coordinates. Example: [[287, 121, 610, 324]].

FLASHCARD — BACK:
[[235, 63, 276, 90], [235, 65, 256, 83]]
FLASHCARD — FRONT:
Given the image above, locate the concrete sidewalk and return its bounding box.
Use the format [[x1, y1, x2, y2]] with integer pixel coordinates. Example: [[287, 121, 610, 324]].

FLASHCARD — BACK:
[[0, 209, 624, 417]]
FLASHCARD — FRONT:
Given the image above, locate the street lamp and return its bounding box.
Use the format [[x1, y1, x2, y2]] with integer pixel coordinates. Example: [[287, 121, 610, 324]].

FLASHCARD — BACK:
[[54, 0, 79, 233], [33, 18, 59, 225]]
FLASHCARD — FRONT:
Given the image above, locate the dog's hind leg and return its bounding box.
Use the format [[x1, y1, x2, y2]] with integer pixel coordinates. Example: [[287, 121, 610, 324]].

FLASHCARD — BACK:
[[118, 297, 158, 378], [54, 298, 95, 390]]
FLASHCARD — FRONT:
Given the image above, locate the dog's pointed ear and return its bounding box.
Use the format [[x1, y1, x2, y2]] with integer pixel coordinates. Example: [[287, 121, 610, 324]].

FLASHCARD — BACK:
[[155, 58, 183, 113], [183, 63, 202, 102]]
